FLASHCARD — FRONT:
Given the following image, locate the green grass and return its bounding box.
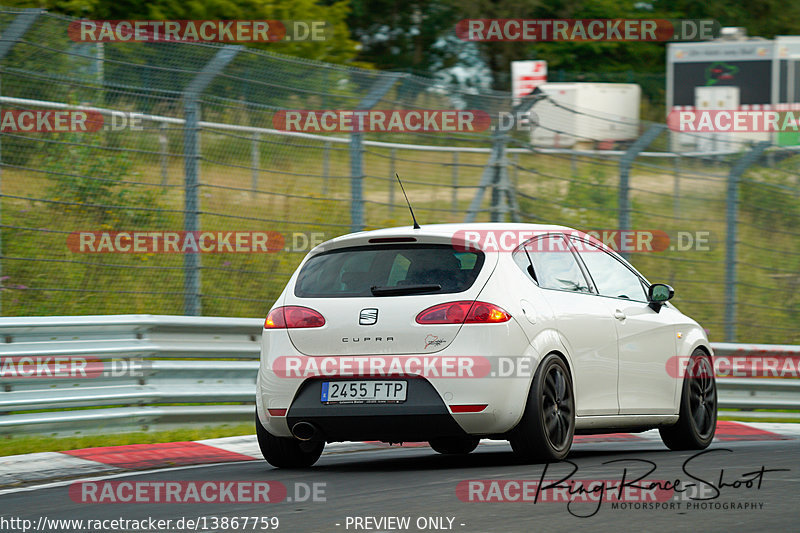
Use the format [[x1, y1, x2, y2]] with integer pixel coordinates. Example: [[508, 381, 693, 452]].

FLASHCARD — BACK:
[[719, 416, 800, 423], [2, 141, 798, 341], [0, 424, 255, 457]]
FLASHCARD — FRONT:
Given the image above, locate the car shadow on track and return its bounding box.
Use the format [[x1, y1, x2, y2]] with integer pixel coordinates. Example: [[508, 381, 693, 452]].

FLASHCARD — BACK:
[[252, 444, 676, 474]]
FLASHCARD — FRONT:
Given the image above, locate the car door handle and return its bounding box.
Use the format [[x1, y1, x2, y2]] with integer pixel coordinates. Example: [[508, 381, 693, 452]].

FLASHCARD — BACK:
[[613, 310, 626, 321]]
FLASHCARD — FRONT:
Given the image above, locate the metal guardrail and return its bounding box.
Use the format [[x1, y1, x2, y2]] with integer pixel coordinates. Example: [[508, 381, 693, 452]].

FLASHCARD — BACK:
[[0, 316, 798, 436], [712, 342, 800, 417], [0, 315, 262, 435]]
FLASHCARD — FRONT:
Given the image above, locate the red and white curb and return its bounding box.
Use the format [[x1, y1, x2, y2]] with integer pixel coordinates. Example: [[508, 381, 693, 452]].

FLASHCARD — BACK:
[[1, 421, 797, 492]]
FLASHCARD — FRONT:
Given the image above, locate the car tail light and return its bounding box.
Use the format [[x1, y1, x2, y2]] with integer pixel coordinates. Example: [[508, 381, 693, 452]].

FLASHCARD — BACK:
[[264, 306, 325, 329], [416, 301, 511, 324]]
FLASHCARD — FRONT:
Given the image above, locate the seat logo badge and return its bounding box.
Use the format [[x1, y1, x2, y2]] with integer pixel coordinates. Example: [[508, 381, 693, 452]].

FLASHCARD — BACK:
[[359, 308, 378, 325]]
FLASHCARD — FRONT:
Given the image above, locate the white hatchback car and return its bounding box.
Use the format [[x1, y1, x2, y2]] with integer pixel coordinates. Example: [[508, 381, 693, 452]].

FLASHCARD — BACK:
[[256, 223, 716, 467]]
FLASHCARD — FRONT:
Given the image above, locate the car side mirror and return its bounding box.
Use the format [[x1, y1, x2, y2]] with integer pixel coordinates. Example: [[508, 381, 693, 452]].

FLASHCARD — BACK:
[[648, 283, 674, 312]]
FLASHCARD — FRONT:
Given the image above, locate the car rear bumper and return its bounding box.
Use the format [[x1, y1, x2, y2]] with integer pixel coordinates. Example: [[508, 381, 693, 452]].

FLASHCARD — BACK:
[[285, 377, 469, 442], [257, 323, 538, 441]]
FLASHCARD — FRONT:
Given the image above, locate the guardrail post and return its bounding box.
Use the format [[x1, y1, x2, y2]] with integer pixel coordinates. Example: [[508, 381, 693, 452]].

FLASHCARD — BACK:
[[0, 9, 43, 316], [618, 124, 665, 260], [182, 46, 241, 316], [725, 141, 769, 342], [350, 74, 402, 232]]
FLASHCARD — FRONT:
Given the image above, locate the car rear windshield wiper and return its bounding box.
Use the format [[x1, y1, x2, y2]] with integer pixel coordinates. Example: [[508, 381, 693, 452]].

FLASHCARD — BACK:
[[370, 284, 442, 296]]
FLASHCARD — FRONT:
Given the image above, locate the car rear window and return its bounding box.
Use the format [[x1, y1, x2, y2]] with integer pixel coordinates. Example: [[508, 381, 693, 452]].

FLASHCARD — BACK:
[[294, 244, 485, 298]]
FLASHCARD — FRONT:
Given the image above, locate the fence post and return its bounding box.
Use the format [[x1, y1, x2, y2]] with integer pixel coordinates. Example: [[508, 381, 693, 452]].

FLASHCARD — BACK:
[[350, 74, 402, 232], [725, 141, 769, 342], [250, 132, 259, 196], [451, 152, 459, 215], [617, 124, 665, 260], [388, 148, 396, 217], [182, 45, 240, 316], [465, 131, 518, 223], [160, 122, 169, 186], [465, 131, 502, 222], [468, 95, 542, 223], [490, 133, 510, 222], [0, 8, 42, 316], [350, 134, 365, 231], [322, 141, 330, 195], [673, 154, 680, 218]]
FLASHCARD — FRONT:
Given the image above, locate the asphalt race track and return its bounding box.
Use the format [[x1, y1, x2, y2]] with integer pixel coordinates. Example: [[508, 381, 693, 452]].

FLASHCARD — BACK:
[[1, 436, 798, 533]]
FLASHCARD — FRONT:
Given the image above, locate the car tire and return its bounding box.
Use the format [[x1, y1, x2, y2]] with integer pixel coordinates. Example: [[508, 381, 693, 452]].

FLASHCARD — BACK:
[[429, 436, 480, 455], [255, 411, 324, 468], [510, 353, 575, 463], [659, 349, 717, 450]]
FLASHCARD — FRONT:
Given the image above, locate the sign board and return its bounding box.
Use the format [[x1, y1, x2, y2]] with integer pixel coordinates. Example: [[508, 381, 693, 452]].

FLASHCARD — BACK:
[[512, 60, 547, 103]]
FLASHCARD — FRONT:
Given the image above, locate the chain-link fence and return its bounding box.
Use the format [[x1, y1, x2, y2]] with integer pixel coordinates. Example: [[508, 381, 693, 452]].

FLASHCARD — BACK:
[[0, 8, 798, 344]]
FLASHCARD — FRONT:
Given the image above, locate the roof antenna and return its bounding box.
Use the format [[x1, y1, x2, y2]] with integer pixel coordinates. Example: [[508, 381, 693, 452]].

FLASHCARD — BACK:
[[395, 173, 420, 229]]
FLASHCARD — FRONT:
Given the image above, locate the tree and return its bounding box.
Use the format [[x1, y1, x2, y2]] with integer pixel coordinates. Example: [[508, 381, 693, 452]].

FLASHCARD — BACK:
[[4, 0, 363, 66]]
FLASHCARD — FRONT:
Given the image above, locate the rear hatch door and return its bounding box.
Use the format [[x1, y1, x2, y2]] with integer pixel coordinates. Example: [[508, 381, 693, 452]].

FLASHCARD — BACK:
[[284, 240, 495, 355]]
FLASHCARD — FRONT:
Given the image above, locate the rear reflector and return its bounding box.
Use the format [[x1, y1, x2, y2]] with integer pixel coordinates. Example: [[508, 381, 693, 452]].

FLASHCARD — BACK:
[[267, 409, 287, 416], [450, 404, 488, 413], [416, 301, 511, 324], [265, 306, 326, 329]]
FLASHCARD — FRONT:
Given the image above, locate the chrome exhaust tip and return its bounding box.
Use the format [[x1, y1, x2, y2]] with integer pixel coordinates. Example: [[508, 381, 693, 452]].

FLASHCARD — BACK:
[[291, 421, 319, 441]]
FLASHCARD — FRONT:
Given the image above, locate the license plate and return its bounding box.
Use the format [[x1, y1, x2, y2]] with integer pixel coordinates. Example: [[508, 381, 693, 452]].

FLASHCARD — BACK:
[[321, 381, 407, 404]]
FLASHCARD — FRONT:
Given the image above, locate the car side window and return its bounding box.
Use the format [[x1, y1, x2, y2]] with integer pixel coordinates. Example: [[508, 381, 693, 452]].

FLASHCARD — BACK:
[[517, 234, 591, 293], [570, 238, 648, 301], [512, 246, 535, 280]]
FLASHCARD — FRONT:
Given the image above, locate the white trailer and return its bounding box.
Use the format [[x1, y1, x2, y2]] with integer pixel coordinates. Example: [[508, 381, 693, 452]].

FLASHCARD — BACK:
[[530, 83, 641, 148]]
